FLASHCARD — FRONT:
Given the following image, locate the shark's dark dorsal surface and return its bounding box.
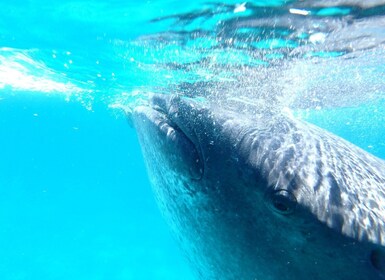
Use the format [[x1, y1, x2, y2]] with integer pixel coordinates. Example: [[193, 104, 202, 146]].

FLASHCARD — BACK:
[[131, 94, 385, 280]]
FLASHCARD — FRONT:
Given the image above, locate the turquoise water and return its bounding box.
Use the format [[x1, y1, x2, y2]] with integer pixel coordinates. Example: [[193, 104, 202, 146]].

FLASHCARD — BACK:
[[0, 0, 385, 279], [0, 94, 193, 279]]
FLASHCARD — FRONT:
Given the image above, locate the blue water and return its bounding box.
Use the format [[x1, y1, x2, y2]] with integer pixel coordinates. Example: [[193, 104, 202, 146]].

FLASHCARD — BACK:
[[1, 0, 385, 279], [0, 94, 194, 279]]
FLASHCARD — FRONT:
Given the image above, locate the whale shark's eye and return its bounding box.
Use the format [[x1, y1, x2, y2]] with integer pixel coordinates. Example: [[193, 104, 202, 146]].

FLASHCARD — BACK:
[[268, 189, 297, 215], [371, 249, 385, 274]]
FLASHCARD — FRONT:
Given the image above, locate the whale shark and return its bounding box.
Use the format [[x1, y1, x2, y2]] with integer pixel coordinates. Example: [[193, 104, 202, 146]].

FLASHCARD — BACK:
[[131, 94, 385, 280]]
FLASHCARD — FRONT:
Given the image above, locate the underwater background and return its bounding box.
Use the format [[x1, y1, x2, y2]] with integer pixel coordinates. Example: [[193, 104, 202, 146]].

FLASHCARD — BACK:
[[0, 0, 385, 279]]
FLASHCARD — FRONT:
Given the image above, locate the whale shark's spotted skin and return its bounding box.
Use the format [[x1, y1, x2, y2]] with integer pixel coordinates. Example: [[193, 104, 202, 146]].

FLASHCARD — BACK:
[[131, 95, 385, 280]]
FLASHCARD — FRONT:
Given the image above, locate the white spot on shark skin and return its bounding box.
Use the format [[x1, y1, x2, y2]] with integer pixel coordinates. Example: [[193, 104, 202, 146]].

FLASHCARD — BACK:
[[309, 33, 327, 44], [234, 3, 247, 13], [289, 8, 310, 16]]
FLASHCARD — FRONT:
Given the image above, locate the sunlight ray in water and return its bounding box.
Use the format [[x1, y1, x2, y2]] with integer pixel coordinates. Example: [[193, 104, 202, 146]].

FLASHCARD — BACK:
[[0, 48, 86, 95]]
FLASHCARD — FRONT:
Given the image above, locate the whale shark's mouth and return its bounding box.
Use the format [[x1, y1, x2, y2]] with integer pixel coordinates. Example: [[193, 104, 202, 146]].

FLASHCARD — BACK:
[[141, 95, 203, 180]]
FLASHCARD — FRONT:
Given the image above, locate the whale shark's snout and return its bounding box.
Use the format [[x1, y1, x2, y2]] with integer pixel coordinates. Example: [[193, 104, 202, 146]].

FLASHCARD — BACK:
[[131, 94, 385, 280]]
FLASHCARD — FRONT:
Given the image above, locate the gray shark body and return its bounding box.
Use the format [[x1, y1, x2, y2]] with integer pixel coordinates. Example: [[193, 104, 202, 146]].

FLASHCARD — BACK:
[[132, 94, 385, 280]]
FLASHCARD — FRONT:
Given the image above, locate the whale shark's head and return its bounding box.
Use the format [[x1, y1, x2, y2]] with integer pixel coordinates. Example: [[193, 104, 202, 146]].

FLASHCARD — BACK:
[[132, 94, 385, 280]]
